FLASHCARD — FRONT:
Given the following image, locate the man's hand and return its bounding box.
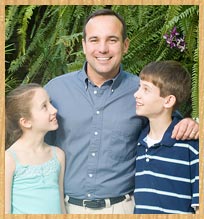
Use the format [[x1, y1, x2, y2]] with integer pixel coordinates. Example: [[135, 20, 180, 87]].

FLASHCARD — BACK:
[[171, 118, 199, 140]]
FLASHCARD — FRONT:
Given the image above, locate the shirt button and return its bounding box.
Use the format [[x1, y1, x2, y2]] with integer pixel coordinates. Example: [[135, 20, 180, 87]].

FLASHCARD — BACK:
[[94, 90, 97, 94], [145, 149, 148, 152], [96, 111, 100, 114], [91, 152, 96, 157], [146, 158, 150, 162], [87, 193, 91, 197], [88, 174, 93, 178], [94, 131, 98, 135]]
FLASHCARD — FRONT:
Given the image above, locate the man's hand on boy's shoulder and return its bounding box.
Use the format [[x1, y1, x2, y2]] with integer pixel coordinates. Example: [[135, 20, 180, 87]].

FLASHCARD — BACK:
[[171, 118, 199, 140]]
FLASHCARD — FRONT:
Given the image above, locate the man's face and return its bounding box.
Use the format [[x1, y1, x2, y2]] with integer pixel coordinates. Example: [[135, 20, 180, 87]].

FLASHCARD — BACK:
[[82, 15, 129, 81]]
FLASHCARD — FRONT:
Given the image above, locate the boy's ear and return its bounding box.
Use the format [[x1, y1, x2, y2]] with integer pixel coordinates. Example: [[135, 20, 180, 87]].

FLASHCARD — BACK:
[[164, 95, 176, 108], [19, 117, 32, 129]]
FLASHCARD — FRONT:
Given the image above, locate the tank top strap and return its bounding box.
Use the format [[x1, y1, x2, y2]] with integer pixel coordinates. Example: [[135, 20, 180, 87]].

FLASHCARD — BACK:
[[51, 146, 57, 159], [7, 149, 19, 164]]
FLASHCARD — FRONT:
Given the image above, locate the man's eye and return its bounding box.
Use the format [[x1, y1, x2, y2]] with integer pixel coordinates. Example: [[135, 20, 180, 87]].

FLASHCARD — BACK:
[[109, 38, 117, 43], [90, 39, 98, 43]]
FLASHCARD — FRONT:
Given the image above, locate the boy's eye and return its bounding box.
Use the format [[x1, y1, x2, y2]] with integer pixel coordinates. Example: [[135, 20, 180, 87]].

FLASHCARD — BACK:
[[143, 87, 149, 93]]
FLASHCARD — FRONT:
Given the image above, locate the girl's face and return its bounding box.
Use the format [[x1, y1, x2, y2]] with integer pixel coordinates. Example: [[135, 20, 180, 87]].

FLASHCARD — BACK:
[[28, 88, 58, 133]]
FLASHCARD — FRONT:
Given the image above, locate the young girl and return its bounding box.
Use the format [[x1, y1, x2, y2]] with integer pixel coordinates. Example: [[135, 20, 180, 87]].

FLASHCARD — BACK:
[[5, 83, 66, 214]]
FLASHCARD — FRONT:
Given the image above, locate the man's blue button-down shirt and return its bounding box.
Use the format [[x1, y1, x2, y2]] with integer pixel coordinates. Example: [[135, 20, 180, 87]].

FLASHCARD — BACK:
[[45, 62, 144, 199]]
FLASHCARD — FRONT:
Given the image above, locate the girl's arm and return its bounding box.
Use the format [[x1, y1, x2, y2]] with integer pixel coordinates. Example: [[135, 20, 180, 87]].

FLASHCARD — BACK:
[[5, 151, 15, 214], [56, 147, 66, 214]]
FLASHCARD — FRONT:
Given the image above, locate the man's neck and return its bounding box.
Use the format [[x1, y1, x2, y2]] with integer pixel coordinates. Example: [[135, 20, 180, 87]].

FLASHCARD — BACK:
[[86, 65, 119, 87]]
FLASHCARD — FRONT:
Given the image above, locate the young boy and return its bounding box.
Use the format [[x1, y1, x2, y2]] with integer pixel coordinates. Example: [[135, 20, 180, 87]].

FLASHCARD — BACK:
[[133, 60, 199, 214]]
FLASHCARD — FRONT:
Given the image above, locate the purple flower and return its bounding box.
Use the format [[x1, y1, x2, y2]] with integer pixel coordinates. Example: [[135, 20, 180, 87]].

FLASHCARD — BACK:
[[163, 27, 186, 52], [176, 36, 186, 52], [171, 27, 179, 36]]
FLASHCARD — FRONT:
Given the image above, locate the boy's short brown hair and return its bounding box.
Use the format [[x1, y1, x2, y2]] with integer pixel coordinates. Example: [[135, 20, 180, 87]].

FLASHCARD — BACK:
[[139, 60, 191, 109]]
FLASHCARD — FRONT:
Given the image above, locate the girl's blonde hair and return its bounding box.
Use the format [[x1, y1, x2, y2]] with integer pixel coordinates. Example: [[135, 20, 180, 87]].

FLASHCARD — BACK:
[[5, 83, 42, 148]]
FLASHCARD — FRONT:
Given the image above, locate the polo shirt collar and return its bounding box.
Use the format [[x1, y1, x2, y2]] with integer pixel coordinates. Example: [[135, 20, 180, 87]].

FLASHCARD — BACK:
[[138, 117, 182, 147]]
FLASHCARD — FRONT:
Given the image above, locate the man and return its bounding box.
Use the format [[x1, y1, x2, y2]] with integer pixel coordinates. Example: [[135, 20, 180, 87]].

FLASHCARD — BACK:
[[45, 9, 199, 214]]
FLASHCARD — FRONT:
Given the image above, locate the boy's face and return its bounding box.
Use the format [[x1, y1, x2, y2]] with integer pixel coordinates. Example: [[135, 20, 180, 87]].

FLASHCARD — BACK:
[[134, 80, 166, 118]]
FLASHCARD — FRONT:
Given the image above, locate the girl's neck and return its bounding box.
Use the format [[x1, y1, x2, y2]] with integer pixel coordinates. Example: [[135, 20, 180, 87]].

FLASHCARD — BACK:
[[11, 133, 51, 166], [14, 132, 46, 151]]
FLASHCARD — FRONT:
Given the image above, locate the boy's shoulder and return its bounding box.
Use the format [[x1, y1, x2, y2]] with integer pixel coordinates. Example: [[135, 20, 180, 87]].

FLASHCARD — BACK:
[[138, 117, 199, 149], [174, 138, 199, 150]]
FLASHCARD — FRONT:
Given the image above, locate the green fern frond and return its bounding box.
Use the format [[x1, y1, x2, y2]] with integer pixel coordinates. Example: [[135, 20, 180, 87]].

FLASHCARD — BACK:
[[191, 47, 199, 118], [165, 5, 198, 31], [56, 33, 82, 48], [5, 6, 19, 41], [22, 53, 44, 83], [17, 6, 38, 56], [8, 55, 26, 73]]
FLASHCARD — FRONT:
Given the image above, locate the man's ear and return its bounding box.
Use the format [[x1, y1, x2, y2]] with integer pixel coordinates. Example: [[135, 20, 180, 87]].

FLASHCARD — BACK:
[[82, 38, 86, 55], [164, 95, 176, 108], [19, 117, 32, 129], [123, 38, 130, 54]]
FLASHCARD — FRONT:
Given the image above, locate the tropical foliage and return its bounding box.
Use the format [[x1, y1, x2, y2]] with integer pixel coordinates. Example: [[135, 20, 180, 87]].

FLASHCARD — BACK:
[[5, 5, 199, 118]]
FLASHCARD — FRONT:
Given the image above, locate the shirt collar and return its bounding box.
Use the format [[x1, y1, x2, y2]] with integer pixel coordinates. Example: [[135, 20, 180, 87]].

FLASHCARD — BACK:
[[138, 117, 181, 147], [111, 66, 124, 91], [79, 62, 125, 91], [79, 62, 89, 90]]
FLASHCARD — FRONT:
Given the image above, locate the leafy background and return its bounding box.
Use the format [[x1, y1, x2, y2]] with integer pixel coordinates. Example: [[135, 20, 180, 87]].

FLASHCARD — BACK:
[[5, 5, 199, 118]]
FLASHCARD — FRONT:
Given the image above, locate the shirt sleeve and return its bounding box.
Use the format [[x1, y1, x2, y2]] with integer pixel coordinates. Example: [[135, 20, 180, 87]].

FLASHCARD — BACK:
[[190, 140, 199, 208]]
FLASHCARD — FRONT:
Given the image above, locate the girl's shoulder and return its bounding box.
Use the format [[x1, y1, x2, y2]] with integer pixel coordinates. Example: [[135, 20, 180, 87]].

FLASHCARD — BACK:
[[49, 145, 65, 163], [5, 148, 16, 172], [5, 144, 16, 159]]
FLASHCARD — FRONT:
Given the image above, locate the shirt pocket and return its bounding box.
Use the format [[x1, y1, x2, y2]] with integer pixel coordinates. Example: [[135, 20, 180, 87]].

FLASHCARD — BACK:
[[109, 129, 137, 161]]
